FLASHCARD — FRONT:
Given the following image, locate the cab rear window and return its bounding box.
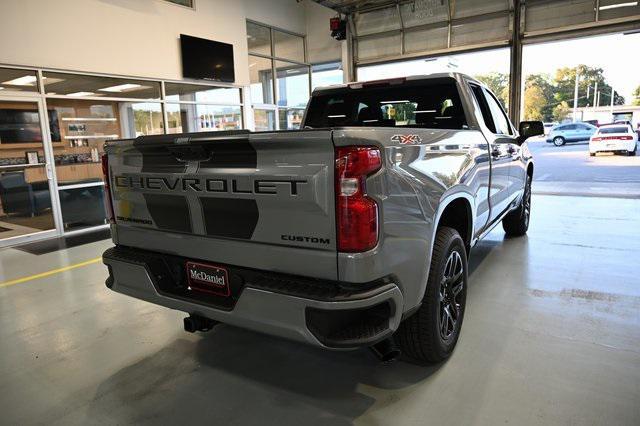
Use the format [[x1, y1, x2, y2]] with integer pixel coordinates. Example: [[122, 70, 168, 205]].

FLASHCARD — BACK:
[[598, 126, 629, 134], [304, 79, 467, 130]]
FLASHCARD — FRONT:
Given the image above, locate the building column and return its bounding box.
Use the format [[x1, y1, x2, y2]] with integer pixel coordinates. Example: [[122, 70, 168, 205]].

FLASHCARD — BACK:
[[508, 0, 523, 124]]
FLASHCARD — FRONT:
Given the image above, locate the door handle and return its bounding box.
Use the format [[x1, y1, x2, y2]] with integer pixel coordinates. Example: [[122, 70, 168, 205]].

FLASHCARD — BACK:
[[45, 163, 54, 180], [167, 145, 212, 162]]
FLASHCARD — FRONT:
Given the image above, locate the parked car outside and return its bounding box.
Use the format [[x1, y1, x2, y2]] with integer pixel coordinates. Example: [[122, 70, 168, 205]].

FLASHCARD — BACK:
[[589, 124, 638, 156], [543, 122, 556, 135], [546, 122, 597, 146]]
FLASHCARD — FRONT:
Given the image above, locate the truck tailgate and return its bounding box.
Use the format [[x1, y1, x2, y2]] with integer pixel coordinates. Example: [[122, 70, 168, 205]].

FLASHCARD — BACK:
[[104, 130, 337, 280]]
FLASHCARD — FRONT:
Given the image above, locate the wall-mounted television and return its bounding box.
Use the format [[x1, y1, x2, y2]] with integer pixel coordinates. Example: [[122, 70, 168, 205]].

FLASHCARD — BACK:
[[180, 34, 235, 83]]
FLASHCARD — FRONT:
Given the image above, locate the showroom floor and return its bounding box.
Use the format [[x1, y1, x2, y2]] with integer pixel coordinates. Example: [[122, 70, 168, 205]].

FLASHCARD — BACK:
[[1, 195, 639, 426]]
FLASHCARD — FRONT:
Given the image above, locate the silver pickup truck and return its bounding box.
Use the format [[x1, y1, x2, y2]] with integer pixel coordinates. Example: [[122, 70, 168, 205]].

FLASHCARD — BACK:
[[102, 73, 543, 363]]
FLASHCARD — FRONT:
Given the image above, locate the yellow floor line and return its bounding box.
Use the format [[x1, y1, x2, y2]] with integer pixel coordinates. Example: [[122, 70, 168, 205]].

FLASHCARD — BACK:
[[0, 257, 102, 288]]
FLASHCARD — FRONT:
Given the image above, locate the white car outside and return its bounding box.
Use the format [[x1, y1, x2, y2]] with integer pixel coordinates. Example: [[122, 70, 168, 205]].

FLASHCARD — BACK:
[[589, 124, 638, 156]]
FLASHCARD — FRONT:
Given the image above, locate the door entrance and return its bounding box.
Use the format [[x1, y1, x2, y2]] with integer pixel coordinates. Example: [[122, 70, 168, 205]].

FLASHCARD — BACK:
[[0, 98, 59, 246]]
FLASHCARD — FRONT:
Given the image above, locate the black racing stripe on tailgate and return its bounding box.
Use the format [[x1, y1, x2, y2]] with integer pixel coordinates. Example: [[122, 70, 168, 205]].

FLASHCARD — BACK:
[[139, 147, 187, 174], [198, 140, 257, 169], [143, 194, 192, 233], [200, 197, 258, 239]]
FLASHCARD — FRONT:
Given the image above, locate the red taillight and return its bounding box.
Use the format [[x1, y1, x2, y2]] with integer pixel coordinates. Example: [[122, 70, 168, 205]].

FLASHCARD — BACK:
[[101, 154, 115, 224], [335, 146, 382, 252], [593, 135, 633, 142]]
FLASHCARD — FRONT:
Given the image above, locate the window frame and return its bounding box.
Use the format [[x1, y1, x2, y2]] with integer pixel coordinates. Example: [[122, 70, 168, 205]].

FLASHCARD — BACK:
[[469, 83, 496, 134], [246, 19, 311, 130], [482, 87, 513, 136]]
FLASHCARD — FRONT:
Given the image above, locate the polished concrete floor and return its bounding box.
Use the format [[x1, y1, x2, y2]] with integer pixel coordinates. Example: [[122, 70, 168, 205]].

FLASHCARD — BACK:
[[1, 195, 639, 425]]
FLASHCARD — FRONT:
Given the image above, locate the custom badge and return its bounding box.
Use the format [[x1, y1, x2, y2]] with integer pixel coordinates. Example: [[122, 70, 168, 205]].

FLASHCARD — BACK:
[[391, 134, 422, 145]]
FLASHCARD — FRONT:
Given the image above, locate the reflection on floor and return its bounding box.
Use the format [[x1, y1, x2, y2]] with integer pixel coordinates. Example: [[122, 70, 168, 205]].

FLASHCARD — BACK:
[[0, 210, 54, 239], [1, 195, 639, 425]]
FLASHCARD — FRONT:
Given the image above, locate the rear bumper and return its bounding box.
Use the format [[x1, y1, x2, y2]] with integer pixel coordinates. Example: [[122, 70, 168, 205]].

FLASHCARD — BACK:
[[103, 246, 403, 349], [590, 141, 636, 153]]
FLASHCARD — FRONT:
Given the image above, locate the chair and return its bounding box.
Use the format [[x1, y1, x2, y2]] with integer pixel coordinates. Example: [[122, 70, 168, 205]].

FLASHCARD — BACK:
[[0, 171, 52, 217]]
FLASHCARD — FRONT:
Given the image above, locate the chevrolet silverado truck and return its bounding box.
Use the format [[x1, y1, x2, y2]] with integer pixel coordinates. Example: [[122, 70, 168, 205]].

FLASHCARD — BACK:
[[102, 73, 543, 363]]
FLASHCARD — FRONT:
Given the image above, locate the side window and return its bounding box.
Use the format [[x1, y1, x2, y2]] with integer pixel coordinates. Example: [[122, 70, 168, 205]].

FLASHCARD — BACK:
[[483, 88, 512, 135], [564, 124, 576, 130], [469, 83, 495, 133]]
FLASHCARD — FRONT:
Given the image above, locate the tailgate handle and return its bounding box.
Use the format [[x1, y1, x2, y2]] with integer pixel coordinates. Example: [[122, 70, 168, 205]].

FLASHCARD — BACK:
[[166, 146, 212, 162]]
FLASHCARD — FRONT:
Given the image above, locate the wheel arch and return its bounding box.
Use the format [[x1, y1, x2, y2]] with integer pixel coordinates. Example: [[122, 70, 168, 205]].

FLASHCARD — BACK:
[[413, 193, 474, 318], [436, 197, 473, 254]]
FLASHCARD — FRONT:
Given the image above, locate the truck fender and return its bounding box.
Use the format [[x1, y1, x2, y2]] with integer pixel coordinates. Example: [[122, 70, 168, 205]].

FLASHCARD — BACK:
[[413, 192, 476, 308]]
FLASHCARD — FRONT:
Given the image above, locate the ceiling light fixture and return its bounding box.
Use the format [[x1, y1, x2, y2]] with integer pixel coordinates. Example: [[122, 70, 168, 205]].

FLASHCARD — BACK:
[[67, 91, 95, 97], [599, 1, 638, 10], [98, 83, 143, 92], [1, 75, 37, 86]]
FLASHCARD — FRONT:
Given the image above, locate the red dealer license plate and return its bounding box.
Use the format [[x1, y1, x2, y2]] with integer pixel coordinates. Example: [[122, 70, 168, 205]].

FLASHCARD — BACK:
[[186, 261, 230, 297]]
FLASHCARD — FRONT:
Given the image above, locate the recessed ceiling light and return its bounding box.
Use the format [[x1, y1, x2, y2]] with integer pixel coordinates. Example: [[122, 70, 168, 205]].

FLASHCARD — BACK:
[[1, 75, 37, 86], [67, 91, 95, 97], [599, 1, 637, 10], [98, 83, 143, 92], [0, 87, 4, 90]]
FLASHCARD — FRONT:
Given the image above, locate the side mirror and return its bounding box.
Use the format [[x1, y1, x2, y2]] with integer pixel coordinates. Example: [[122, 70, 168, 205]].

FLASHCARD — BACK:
[[518, 120, 544, 144]]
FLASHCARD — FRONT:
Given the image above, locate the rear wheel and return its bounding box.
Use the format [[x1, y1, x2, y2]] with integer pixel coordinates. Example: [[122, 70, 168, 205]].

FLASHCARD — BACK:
[[589, 153, 596, 157], [395, 227, 467, 364], [502, 173, 532, 237], [629, 146, 637, 156], [553, 136, 565, 146]]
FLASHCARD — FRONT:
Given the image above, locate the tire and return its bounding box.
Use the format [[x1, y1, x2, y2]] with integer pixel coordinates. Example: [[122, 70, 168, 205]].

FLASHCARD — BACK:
[[629, 146, 637, 156], [395, 227, 467, 364], [589, 152, 596, 157], [502, 173, 532, 237], [553, 136, 565, 146]]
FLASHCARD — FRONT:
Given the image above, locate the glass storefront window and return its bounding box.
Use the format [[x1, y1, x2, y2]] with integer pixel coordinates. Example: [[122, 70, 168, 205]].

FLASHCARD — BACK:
[[276, 61, 310, 108], [0, 65, 246, 243], [59, 185, 107, 231], [311, 62, 343, 90], [47, 99, 163, 186], [253, 109, 276, 131], [278, 108, 305, 130], [274, 30, 305, 63], [249, 56, 274, 104], [42, 72, 161, 100], [165, 103, 242, 133], [0, 68, 40, 93], [121, 102, 165, 137], [247, 21, 272, 56], [164, 83, 241, 104]]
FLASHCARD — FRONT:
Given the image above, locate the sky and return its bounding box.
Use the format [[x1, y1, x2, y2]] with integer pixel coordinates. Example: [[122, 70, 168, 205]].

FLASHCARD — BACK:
[[522, 32, 640, 101], [357, 32, 640, 103]]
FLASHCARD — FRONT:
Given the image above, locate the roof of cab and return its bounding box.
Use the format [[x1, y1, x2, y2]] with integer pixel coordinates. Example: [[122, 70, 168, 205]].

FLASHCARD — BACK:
[[311, 72, 481, 94]]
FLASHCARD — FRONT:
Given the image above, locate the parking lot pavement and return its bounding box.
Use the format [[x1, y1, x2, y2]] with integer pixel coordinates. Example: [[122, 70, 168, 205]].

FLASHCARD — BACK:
[[527, 140, 640, 198]]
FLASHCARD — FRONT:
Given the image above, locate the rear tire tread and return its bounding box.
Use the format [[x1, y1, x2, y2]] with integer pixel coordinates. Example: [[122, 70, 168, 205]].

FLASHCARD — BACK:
[[396, 227, 466, 364]]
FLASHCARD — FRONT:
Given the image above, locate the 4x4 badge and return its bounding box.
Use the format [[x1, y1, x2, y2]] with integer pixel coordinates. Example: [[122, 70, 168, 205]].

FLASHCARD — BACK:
[[391, 134, 422, 144]]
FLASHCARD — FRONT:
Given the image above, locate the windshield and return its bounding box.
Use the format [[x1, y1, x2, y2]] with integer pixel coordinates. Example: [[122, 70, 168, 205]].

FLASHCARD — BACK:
[[599, 126, 629, 134], [304, 79, 467, 130]]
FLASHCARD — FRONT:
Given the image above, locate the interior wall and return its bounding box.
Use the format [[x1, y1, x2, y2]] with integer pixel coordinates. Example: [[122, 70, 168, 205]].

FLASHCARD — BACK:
[[0, 0, 313, 86], [304, 0, 342, 64]]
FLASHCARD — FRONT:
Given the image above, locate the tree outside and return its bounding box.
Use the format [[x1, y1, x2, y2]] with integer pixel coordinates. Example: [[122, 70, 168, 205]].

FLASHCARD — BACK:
[[521, 64, 626, 123], [632, 86, 640, 106], [474, 72, 510, 110]]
